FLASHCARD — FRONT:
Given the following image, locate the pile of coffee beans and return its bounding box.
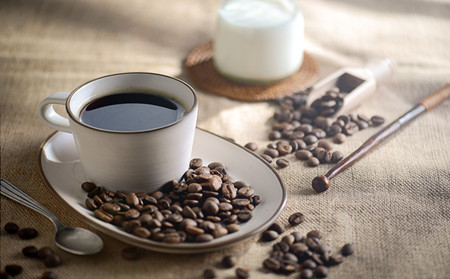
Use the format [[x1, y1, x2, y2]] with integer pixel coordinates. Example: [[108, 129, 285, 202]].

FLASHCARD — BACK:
[[82, 158, 261, 244], [259, 213, 354, 278], [245, 87, 385, 168], [2, 222, 60, 279]]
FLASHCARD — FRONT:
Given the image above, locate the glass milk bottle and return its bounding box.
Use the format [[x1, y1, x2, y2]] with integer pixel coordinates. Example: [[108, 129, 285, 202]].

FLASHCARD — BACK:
[[213, 0, 304, 85]]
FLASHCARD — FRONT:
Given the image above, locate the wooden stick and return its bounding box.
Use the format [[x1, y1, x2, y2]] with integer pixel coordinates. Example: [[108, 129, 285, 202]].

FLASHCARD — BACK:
[[312, 84, 450, 193]]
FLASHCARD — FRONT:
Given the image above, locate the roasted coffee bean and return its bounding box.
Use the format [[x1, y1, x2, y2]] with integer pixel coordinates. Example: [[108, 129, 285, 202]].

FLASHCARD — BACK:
[[244, 142, 258, 151], [279, 259, 299, 274], [203, 268, 218, 279], [370, 115, 385, 126], [343, 122, 359, 135], [195, 233, 214, 242], [41, 271, 58, 279], [277, 143, 292, 155], [94, 209, 113, 223], [276, 158, 290, 168], [356, 120, 369, 129], [251, 195, 261, 206], [303, 135, 318, 145], [295, 150, 312, 160], [303, 259, 317, 269], [213, 226, 228, 238], [121, 246, 141, 260], [237, 211, 253, 222], [331, 151, 344, 163], [22, 245, 39, 258], [300, 269, 314, 279], [102, 202, 120, 214], [37, 247, 54, 259], [18, 227, 38, 239], [264, 148, 279, 158], [288, 212, 305, 226], [4, 222, 19, 234], [133, 227, 151, 238], [315, 265, 329, 278], [260, 154, 273, 163], [341, 243, 355, 256], [262, 230, 279, 241], [164, 232, 182, 244], [307, 157, 320, 167], [328, 254, 344, 265], [4, 265, 22, 276], [190, 158, 203, 169], [269, 130, 282, 140], [226, 224, 240, 233], [333, 133, 346, 144], [81, 182, 96, 193], [44, 254, 62, 268], [202, 200, 219, 215], [85, 198, 98, 211], [317, 139, 333, 151], [269, 222, 285, 234], [222, 255, 237, 268], [93, 195, 103, 206], [327, 124, 342, 137], [290, 242, 309, 257], [306, 237, 321, 250], [235, 267, 250, 279], [237, 186, 254, 198], [307, 230, 322, 240], [125, 192, 140, 207], [87, 186, 102, 198], [314, 147, 327, 161], [263, 258, 281, 272], [232, 199, 250, 207], [291, 231, 304, 242], [281, 234, 295, 245]]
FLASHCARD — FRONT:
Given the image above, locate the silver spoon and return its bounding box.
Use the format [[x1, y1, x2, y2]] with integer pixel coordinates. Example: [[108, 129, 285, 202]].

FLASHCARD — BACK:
[[1, 178, 103, 255]]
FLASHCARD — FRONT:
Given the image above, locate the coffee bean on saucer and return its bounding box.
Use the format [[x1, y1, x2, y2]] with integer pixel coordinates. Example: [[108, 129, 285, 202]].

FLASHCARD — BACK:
[[288, 212, 305, 226], [4, 265, 23, 276], [4, 222, 19, 234], [18, 227, 38, 239], [81, 182, 96, 193]]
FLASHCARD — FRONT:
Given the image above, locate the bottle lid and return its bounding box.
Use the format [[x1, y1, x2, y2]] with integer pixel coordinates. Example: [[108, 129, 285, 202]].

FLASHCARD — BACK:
[[365, 58, 396, 85]]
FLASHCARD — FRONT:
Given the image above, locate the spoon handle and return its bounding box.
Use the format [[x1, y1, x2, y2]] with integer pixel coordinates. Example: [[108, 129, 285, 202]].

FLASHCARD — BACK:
[[1, 178, 64, 230]]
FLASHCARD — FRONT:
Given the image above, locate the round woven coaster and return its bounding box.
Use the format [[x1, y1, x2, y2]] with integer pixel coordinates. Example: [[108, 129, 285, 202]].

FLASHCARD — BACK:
[[185, 41, 320, 101]]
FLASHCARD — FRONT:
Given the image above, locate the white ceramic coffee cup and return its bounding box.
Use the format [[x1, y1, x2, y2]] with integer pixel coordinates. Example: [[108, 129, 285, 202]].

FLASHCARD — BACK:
[[39, 72, 198, 193]]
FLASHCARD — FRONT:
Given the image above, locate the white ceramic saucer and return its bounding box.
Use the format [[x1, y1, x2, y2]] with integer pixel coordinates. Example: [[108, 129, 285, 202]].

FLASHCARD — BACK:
[[38, 128, 286, 254]]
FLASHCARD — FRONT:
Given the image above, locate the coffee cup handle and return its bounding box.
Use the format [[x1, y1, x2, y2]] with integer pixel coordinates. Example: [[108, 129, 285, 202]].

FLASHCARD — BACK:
[[39, 92, 72, 133]]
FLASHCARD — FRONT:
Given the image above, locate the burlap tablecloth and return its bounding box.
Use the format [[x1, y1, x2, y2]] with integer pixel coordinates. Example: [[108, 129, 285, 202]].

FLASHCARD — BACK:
[[1, 0, 449, 278]]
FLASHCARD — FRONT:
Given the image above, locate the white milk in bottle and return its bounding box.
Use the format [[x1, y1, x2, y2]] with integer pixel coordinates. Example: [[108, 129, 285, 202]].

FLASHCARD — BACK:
[[214, 0, 304, 84]]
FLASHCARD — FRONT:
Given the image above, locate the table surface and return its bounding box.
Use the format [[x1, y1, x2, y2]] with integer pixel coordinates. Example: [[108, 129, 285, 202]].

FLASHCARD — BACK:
[[1, 0, 449, 278]]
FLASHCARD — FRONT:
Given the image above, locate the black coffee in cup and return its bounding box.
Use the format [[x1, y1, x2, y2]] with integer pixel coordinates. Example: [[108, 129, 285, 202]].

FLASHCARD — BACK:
[[80, 92, 186, 132]]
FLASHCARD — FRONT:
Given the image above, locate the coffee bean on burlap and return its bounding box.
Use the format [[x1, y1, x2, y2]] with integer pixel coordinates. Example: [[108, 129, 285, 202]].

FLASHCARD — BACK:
[[288, 212, 305, 226]]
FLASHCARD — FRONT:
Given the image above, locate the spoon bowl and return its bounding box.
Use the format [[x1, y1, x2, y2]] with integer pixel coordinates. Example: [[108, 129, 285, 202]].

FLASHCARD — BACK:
[[1, 178, 103, 255]]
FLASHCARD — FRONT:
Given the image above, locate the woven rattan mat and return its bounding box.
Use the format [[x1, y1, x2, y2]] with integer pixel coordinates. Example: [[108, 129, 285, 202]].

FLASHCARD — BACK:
[[185, 41, 320, 101]]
